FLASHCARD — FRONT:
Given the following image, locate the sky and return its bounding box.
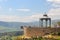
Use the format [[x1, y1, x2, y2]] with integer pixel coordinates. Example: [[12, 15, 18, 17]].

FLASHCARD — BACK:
[[0, 0, 60, 22]]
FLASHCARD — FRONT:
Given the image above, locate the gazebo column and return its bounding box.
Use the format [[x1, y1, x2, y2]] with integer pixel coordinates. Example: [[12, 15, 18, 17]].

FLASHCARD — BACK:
[[49, 19, 51, 27], [45, 19, 48, 28], [41, 19, 43, 27]]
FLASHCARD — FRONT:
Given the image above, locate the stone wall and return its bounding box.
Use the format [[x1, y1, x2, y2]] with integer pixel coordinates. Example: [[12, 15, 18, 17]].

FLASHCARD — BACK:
[[23, 27, 60, 37]]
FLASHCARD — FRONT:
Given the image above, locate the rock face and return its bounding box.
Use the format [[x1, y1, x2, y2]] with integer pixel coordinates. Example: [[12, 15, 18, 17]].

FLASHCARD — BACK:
[[23, 27, 60, 37]]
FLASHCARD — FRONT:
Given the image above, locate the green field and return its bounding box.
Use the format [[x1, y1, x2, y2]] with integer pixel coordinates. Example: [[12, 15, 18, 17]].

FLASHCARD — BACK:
[[0, 26, 20, 33]]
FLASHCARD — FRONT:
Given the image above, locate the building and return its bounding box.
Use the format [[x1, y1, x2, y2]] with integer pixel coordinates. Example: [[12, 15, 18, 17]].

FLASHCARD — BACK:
[[21, 14, 60, 38]]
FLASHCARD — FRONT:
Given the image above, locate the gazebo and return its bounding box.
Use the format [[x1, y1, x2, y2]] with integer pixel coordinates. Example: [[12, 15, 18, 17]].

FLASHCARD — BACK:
[[40, 14, 51, 28]]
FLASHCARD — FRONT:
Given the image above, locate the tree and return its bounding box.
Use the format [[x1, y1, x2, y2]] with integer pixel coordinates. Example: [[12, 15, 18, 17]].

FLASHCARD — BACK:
[[57, 22, 60, 26]]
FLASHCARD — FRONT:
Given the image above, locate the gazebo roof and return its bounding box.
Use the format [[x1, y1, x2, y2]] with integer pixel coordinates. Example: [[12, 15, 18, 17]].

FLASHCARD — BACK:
[[40, 14, 51, 20], [43, 14, 48, 17]]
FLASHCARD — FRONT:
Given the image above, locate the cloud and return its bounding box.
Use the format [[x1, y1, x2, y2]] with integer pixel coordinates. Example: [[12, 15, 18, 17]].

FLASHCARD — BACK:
[[0, 6, 1, 8], [0, 8, 60, 22], [22, 8, 60, 22], [21, 14, 43, 22], [52, 4, 60, 8], [0, 6, 3, 11], [0, 15, 24, 22], [16, 9, 30, 12], [9, 8, 12, 12], [47, 8, 60, 20], [46, 0, 60, 9], [0, 14, 42, 22], [45, 0, 60, 20], [47, 0, 60, 3], [0, 9, 60, 22]]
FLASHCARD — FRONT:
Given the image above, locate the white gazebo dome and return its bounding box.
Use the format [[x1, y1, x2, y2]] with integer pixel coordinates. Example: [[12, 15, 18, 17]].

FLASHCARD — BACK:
[[42, 14, 49, 18]]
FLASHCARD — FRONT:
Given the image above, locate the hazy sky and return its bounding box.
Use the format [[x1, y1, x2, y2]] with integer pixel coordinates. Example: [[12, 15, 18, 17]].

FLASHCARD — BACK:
[[0, 0, 60, 22]]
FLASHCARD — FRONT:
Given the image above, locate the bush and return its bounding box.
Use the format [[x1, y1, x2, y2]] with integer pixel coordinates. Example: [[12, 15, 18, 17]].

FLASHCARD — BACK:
[[58, 33, 60, 36]]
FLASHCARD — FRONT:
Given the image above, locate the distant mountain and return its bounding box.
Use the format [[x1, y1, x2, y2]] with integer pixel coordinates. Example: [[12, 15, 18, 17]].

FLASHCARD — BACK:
[[0, 21, 28, 28], [0, 21, 39, 33], [0, 19, 60, 33], [0, 21, 39, 28], [0, 21, 29, 33]]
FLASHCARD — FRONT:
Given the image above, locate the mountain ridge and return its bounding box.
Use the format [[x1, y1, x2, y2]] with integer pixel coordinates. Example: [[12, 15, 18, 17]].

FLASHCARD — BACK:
[[0, 19, 60, 33]]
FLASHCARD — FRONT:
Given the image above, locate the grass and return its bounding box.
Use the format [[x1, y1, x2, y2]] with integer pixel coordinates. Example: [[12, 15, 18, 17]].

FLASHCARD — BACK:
[[1, 35, 60, 40], [0, 26, 8, 30], [0, 26, 20, 32]]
